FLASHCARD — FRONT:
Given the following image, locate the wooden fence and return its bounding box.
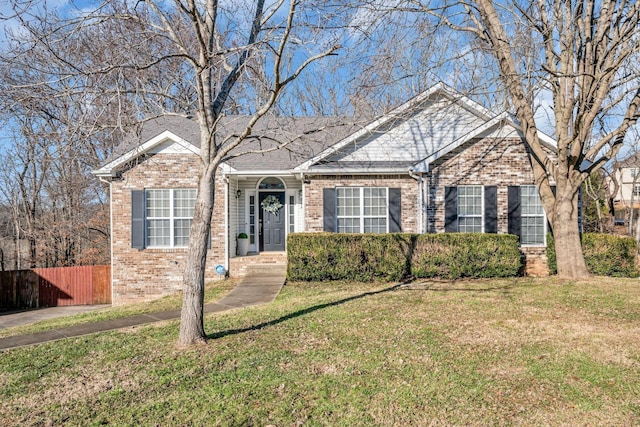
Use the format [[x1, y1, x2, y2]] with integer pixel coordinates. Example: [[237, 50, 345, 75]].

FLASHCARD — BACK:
[[0, 265, 111, 310]]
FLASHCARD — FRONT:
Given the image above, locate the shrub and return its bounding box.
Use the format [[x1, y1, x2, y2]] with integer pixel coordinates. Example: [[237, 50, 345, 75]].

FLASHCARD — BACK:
[[287, 233, 412, 282], [287, 233, 522, 281], [412, 234, 521, 279], [546, 233, 639, 277]]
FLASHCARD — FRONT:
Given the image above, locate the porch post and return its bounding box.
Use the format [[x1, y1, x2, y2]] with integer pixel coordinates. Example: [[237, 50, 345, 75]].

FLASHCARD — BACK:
[[224, 175, 229, 272], [301, 173, 306, 231]]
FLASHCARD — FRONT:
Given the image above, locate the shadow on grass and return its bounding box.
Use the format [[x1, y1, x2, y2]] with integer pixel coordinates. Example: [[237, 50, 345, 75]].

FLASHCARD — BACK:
[[207, 284, 402, 340], [399, 280, 517, 292]]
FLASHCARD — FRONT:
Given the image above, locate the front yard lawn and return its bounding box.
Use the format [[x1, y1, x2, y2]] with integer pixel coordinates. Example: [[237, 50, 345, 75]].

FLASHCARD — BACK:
[[1, 277, 639, 425]]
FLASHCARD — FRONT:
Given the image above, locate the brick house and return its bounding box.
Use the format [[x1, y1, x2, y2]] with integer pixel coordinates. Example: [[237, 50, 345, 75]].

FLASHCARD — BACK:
[[609, 152, 640, 226], [94, 83, 556, 305]]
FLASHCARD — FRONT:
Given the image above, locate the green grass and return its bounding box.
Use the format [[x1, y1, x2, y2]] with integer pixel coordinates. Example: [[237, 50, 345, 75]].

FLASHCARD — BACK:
[[1, 277, 640, 426], [0, 279, 237, 338]]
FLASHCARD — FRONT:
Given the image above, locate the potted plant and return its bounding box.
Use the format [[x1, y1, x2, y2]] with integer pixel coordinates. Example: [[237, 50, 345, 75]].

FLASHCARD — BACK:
[[237, 232, 249, 256]]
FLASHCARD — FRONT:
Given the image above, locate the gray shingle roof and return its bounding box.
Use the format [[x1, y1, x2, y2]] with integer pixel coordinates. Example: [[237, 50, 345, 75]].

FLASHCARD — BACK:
[[102, 115, 200, 166], [102, 115, 364, 172], [223, 116, 363, 171]]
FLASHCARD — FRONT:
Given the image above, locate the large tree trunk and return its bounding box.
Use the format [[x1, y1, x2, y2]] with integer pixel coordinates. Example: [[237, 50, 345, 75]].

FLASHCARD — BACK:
[[178, 169, 215, 346], [551, 190, 589, 278]]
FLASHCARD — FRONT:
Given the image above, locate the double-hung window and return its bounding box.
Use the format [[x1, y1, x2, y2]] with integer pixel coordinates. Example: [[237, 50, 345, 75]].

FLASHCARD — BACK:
[[146, 189, 197, 247], [520, 185, 545, 245], [336, 187, 388, 233], [457, 185, 483, 233]]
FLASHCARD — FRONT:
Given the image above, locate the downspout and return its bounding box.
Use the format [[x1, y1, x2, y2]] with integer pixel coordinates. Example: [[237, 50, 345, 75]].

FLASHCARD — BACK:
[[408, 169, 424, 234], [98, 175, 114, 305]]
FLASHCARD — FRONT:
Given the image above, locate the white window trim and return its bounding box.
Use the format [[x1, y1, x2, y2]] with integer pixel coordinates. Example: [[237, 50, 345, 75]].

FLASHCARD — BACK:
[[457, 185, 484, 233], [145, 188, 196, 248], [245, 191, 257, 252], [520, 185, 547, 247], [336, 187, 389, 233], [286, 189, 298, 234]]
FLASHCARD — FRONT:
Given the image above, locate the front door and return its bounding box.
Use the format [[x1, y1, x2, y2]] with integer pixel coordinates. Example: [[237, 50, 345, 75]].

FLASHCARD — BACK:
[[259, 192, 286, 251]]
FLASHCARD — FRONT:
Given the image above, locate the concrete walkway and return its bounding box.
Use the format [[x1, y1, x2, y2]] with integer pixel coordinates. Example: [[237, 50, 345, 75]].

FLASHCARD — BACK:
[[0, 270, 286, 351], [0, 305, 111, 330]]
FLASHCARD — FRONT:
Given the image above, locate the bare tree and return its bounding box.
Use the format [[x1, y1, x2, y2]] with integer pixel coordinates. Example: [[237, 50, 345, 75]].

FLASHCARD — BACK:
[[0, 116, 52, 268], [420, 0, 640, 278], [145, 0, 340, 345], [582, 171, 609, 233], [3, 0, 345, 345]]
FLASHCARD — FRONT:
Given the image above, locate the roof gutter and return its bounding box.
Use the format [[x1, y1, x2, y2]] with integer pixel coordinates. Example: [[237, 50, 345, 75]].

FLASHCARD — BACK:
[[92, 170, 117, 179], [305, 169, 411, 175], [224, 170, 295, 176]]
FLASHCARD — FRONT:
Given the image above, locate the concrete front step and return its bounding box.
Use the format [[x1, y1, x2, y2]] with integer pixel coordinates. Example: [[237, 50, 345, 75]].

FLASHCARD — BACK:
[[229, 252, 288, 278], [245, 264, 287, 277]]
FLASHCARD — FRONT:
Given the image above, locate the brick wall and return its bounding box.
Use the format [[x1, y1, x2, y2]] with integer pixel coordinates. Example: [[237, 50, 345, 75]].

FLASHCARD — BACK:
[[110, 153, 226, 305], [427, 137, 548, 275], [304, 175, 420, 233]]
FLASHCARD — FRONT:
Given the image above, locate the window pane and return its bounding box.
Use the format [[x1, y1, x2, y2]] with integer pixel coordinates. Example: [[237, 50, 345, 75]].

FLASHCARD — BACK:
[[337, 188, 360, 216], [337, 218, 360, 233], [521, 186, 544, 215], [146, 189, 170, 218], [457, 186, 482, 232], [147, 219, 170, 246], [146, 189, 170, 246], [249, 195, 256, 244], [458, 217, 482, 233], [337, 187, 388, 234], [363, 188, 387, 216], [521, 217, 545, 245], [520, 185, 545, 245], [289, 195, 295, 233], [174, 189, 196, 217], [458, 186, 482, 216], [364, 217, 387, 233], [174, 219, 192, 246], [259, 177, 285, 189], [146, 188, 196, 247]]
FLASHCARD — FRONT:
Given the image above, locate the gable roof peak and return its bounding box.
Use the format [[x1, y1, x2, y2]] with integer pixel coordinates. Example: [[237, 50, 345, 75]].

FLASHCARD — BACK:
[[295, 82, 500, 171]]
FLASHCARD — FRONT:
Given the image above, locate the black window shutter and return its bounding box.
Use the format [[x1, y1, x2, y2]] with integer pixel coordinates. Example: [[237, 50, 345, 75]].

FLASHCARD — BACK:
[[131, 190, 145, 249], [578, 187, 583, 233], [323, 188, 336, 232], [388, 188, 402, 232], [484, 186, 498, 233], [507, 186, 521, 237], [444, 186, 458, 232]]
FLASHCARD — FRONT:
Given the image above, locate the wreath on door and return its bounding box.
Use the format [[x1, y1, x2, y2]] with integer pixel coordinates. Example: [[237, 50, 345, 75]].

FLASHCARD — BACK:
[[261, 195, 283, 214]]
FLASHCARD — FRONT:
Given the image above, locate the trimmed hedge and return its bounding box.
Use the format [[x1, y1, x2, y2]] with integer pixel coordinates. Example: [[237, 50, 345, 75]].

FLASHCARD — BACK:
[[412, 234, 522, 279], [287, 233, 411, 282], [287, 233, 522, 282], [546, 233, 639, 277]]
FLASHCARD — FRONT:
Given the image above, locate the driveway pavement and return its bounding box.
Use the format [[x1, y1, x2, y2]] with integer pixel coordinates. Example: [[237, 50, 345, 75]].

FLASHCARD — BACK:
[[0, 268, 286, 351], [0, 305, 111, 330]]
